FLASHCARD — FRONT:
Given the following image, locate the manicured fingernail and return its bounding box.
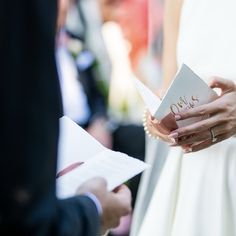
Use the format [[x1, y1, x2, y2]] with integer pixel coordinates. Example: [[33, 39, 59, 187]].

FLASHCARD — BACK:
[[169, 139, 177, 146], [170, 138, 177, 144], [183, 147, 192, 153], [169, 132, 178, 139], [169, 143, 177, 147], [175, 115, 181, 120]]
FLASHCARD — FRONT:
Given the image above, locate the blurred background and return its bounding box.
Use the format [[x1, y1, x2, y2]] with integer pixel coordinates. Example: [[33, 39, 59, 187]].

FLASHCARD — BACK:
[[57, 0, 164, 235]]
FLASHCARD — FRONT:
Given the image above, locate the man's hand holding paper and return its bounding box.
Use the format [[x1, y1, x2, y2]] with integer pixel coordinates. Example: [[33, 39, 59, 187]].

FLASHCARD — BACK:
[[57, 116, 148, 198], [57, 116, 148, 234], [77, 177, 132, 235]]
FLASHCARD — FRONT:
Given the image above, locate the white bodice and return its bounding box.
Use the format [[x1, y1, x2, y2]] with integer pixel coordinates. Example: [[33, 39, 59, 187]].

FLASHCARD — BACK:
[[177, 0, 236, 83]]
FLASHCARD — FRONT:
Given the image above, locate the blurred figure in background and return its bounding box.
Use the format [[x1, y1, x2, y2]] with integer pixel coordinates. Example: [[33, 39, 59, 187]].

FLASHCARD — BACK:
[[129, 1, 165, 235], [60, 1, 147, 235], [99, 0, 148, 70], [56, 1, 145, 234], [57, 0, 113, 148], [79, 0, 147, 210], [58, 1, 161, 235], [97, 1, 147, 235]]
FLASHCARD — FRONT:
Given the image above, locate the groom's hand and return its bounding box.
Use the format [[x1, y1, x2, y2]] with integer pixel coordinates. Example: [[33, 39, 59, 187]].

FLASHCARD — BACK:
[[77, 177, 132, 234]]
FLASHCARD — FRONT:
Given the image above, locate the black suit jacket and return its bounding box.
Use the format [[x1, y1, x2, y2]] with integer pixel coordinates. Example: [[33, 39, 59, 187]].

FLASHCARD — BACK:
[[66, 30, 108, 127], [77, 50, 108, 127], [1, 1, 100, 235]]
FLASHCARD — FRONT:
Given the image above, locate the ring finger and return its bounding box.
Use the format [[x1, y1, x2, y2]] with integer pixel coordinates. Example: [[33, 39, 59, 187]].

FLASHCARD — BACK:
[[176, 130, 211, 145], [189, 132, 232, 152], [176, 123, 228, 146]]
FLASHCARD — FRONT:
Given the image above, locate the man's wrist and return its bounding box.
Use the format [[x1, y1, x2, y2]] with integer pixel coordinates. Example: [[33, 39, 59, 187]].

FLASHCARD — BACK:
[[84, 192, 103, 215]]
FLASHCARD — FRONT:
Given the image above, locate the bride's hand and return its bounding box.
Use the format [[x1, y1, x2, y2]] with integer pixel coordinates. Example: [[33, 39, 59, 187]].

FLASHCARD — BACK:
[[144, 110, 175, 143], [169, 77, 236, 152]]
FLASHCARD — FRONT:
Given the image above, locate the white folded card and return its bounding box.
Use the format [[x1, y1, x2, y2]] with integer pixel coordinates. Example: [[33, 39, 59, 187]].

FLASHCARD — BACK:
[[135, 64, 218, 136], [56, 116, 149, 199]]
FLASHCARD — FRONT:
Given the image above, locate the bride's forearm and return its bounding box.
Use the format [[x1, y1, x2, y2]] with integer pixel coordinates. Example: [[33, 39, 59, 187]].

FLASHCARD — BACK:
[[161, 0, 183, 97]]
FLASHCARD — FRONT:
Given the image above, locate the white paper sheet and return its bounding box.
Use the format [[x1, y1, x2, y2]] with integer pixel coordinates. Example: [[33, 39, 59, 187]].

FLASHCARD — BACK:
[[135, 64, 218, 129], [154, 64, 218, 127], [134, 78, 161, 115], [57, 116, 149, 199]]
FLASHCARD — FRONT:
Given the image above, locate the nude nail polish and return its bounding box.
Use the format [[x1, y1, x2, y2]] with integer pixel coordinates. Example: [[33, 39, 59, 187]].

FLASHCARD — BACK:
[[169, 132, 178, 139], [175, 115, 181, 120], [183, 147, 192, 153]]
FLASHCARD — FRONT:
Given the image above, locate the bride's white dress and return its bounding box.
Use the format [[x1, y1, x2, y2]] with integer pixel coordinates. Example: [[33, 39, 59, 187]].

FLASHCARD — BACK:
[[138, 0, 236, 235]]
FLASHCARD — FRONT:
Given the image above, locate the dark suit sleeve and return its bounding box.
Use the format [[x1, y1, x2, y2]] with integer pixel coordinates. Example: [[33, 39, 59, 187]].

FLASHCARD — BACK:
[[0, 1, 100, 235]]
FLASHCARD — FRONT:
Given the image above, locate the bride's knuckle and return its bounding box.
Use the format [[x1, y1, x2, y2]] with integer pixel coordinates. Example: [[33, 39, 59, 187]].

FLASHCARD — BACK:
[[219, 117, 226, 123], [224, 124, 229, 131], [211, 77, 217, 84], [219, 105, 226, 112], [199, 123, 207, 130], [224, 102, 233, 112], [198, 108, 206, 116], [225, 124, 231, 132]]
